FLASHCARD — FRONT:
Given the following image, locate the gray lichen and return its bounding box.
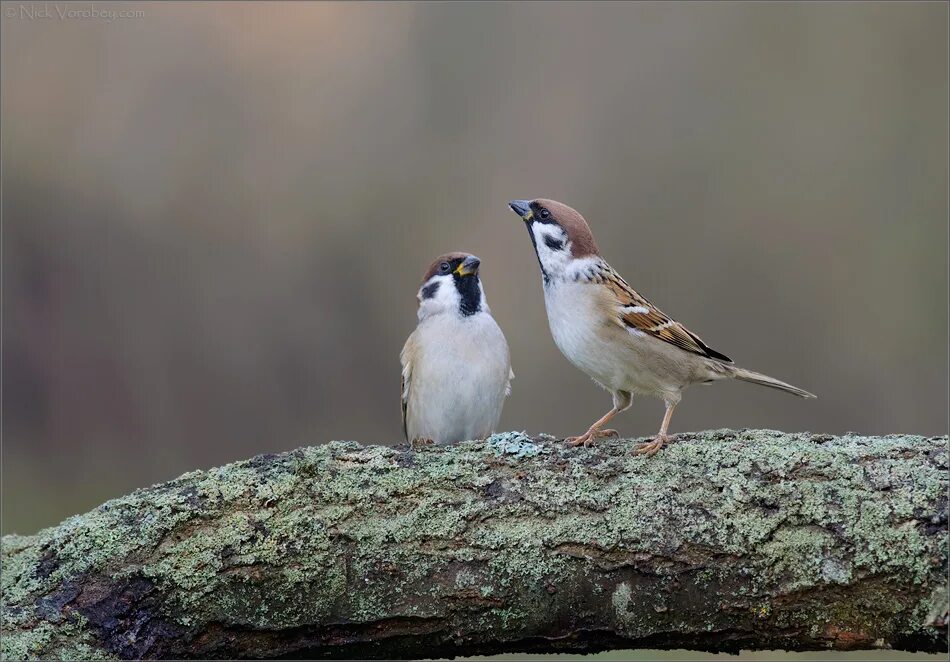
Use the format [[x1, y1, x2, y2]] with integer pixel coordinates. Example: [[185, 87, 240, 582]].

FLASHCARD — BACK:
[[2, 430, 947, 659]]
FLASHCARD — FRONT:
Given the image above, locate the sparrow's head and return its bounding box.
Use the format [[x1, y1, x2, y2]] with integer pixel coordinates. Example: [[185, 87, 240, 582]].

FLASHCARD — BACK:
[[416, 252, 486, 320], [508, 199, 600, 281]]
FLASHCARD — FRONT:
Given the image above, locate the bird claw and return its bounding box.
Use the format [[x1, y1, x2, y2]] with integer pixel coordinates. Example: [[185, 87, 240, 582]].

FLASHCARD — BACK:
[[634, 434, 669, 457], [565, 428, 618, 447], [410, 438, 435, 450], [565, 434, 593, 447]]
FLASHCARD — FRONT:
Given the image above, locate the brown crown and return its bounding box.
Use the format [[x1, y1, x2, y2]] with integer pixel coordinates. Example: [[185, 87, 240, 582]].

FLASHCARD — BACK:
[[534, 199, 600, 258], [420, 252, 473, 283]]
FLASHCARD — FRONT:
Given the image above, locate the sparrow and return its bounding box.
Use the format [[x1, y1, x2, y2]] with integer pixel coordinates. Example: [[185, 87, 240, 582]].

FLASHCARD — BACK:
[[508, 198, 815, 456], [400, 253, 514, 446]]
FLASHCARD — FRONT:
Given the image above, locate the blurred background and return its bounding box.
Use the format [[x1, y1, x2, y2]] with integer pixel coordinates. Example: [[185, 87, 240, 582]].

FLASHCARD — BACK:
[[2, 1, 947, 537]]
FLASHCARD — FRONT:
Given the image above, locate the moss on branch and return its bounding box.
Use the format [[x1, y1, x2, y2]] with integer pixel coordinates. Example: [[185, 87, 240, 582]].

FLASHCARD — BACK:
[[2, 429, 947, 659]]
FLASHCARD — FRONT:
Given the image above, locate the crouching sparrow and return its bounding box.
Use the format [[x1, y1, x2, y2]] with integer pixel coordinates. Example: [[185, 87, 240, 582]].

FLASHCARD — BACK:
[[401, 253, 513, 446], [508, 199, 815, 456]]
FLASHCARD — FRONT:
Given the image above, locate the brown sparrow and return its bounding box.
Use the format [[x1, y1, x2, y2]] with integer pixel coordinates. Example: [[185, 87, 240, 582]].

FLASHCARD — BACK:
[[401, 253, 513, 446], [508, 199, 815, 456]]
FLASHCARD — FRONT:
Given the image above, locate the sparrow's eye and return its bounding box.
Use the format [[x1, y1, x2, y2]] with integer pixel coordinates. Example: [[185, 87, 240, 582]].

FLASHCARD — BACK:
[[439, 262, 451, 273], [539, 207, 551, 219]]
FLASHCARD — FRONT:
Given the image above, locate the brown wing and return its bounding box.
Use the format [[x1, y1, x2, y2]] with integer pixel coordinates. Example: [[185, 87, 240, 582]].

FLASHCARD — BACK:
[[600, 267, 733, 363], [400, 373, 409, 441], [399, 334, 417, 441]]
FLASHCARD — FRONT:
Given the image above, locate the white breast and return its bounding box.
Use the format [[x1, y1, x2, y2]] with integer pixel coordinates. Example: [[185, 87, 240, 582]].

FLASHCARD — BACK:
[[542, 279, 680, 396], [543, 280, 626, 389], [405, 312, 511, 444]]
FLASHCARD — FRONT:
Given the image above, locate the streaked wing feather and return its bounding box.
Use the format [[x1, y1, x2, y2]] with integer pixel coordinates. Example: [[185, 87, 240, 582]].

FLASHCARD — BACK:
[[602, 268, 732, 363], [399, 334, 417, 441], [400, 374, 408, 440]]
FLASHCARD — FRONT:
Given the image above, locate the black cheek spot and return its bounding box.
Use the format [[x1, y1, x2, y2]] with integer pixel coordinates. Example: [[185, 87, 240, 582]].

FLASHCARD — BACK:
[[543, 235, 564, 251], [421, 281, 440, 300]]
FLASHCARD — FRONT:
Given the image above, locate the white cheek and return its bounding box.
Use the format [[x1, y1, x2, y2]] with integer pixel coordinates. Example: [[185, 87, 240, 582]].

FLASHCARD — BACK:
[[532, 226, 571, 274], [417, 275, 459, 319]]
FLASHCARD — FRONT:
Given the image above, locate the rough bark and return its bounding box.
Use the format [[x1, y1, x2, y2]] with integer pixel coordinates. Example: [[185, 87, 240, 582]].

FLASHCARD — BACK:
[[2, 429, 947, 660]]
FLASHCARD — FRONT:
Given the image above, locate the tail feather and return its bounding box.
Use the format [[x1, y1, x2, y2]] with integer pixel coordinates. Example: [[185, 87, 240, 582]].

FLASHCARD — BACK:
[[730, 367, 816, 399]]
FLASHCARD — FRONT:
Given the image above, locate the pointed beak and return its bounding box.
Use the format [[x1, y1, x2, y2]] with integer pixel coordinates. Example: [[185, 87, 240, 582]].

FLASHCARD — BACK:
[[454, 255, 480, 277], [508, 200, 534, 221]]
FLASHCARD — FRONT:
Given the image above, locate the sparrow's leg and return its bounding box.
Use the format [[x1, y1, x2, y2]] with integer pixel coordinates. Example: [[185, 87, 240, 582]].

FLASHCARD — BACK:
[[635, 399, 677, 457], [566, 390, 632, 447]]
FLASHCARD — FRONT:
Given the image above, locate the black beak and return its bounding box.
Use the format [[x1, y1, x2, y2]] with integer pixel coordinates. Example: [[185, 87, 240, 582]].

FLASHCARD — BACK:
[[508, 200, 533, 221], [454, 255, 481, 277]]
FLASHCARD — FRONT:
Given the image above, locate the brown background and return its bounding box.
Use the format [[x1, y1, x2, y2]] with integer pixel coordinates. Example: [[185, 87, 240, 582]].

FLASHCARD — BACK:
[[2, 2, 947, 538]]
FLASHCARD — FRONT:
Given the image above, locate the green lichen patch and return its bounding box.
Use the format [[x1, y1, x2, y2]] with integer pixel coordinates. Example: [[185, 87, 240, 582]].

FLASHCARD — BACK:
[[2, 430, 946, 659]]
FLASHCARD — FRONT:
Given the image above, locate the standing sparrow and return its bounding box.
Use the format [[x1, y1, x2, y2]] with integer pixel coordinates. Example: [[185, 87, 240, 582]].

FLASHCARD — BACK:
[[508, 199, 815, 456], [401, 253, 514, 446]]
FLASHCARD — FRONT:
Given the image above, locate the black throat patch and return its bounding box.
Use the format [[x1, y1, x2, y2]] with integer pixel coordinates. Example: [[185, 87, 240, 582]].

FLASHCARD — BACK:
[[453, 274, 482, 316], [525, 222, 550, 284]]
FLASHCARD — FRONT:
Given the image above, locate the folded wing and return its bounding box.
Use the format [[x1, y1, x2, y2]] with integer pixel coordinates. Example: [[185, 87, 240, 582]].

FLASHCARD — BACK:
[[601, 268, 732, 363]]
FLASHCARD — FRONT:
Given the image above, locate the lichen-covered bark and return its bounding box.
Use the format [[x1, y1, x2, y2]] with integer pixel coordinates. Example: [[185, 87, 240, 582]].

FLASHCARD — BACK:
[[2, 429, 947, 660]]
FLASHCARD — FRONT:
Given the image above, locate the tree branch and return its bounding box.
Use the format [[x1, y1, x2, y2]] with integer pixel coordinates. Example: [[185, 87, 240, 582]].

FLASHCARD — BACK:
[[2, 430, 947, 659]]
